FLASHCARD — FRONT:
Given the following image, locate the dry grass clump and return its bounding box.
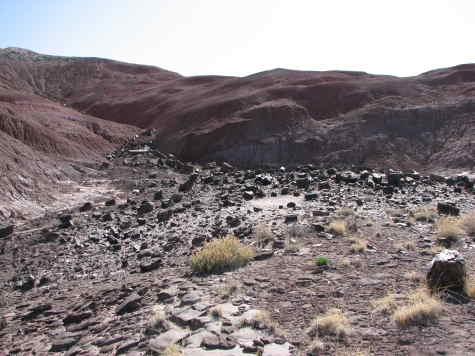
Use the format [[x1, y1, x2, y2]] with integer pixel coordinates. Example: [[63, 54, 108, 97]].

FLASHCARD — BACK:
[[394, 241, 416, 251], [210, 305, 225, 319], [240, 310, 279, 333], [412, 206, 437, 223], [218, 280, 240, 299], [370, 294, 397, 315], [435, 216, 464, 244], [465, 277, 475, 298], [162, 344, 183, 356], [337, 207, 354, 217], [307, 308, 351, 340], [149, 305, 168, 330], [191, 235, 254, 274], [460, 211, 475, 236], [350, 239, 368, 253], [255, 224, 274, 248], [392, 288, 443, 328], [334, 348, 373, 356], [404, 271, 423, 282], [328, 220, 347, 235]]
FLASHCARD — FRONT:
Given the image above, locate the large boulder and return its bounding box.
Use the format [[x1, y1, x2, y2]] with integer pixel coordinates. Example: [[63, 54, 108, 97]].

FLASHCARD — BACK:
[[427, 249, 466, 293]]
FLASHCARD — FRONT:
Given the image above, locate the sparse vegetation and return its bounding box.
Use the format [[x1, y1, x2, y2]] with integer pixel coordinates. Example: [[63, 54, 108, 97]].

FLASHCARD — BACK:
[[337, 207, 354, 217], [328, 220, 347, 235], [149, 305, 167, 330], [162, 344, 183, 356], [461, 211, 475, 236], [307, 308, 351, 340], [191, 235, 255, 274], [404, 271, 422, 282], [412, 206, 437, 223], [255, 224, 274, 248], [371, 294, 397, 315], [315, 256, 330, 266], [240, 310, 279, 333], [350, 239, 367, 253], [435, 217, 464, 245], [210, 305, 225, 319], [218, 280, 241, 299], [392, 288, 443, 328], [465, 276, 475, 298]]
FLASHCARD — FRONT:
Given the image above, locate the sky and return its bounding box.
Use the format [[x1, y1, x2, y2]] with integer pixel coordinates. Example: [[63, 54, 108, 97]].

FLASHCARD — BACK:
[[0, 0, 474, 77]]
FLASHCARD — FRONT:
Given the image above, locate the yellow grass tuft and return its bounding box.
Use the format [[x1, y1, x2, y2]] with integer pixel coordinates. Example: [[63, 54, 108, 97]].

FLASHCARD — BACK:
[[392, 288, 443, 328], [350, 239, 368, 253], [370, 294, 397, 315], [191, 235, 254, 274], [412, 206, 437, 223], [162, 344, 183, 356], [461, 211, 475, 236], [328, 220, 347, 235], [404, 271, 422, 282], [240, 310, 279, 333], [307, 308, 351, 340], [149, 305, 167, 330], [435, 217, 464, 244], [465, 276, 475, 298]]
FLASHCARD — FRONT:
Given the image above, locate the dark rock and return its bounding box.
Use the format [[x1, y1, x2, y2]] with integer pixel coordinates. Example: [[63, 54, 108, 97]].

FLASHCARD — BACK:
[[59, 214, 73, 228], [79, 202, 93, 212], [140, 259, 162, 273], [0, 224, 14, 238], [305, 192, 318, 201], [318, 181, 330, 190], [137, 200, 154, 215], [254, 250, 274, 260], [285, 215, 298, 223], [153, 190, 163, 200], [105, 199, 116, 206], [15, 275, 35, 291], [64, 311, 93, 325], [49, 336, 80, 352], [157, 210, 173, 222], [116, 293, 142, 315], [427, 250, 466, 293], [437, 202, 460, 216], [243, 191, 254, 200], [286, 202, 296, 208]]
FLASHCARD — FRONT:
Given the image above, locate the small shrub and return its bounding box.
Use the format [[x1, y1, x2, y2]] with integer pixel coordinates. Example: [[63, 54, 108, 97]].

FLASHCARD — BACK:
[[162, 344, 183, 356], [412, 206, 437, 223], [328, 220, 347, 235], [307, 308, 351, 340], [240, 310, 278, 333], [394, 241, 416, 251], [191, 235, 255, 274], [404, 271, 422, 282], [435, 217, 464, 244], [370, 294, 397, 315], [461, 212, 475, 236], [465, 277, 475, 298], [315, 257, 330, 266], [255, 224, 274, 248], [392, 289, 443, 328], [337, 207, 354, 217], [350, 239, 367, 253], [210, 305, 225, 319], [149, 305, 167, 330], [219, 280, 240, 299]]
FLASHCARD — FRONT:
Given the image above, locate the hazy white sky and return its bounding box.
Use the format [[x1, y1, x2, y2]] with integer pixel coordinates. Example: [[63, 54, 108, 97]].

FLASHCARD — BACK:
[[1, 0, 474, 77]]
